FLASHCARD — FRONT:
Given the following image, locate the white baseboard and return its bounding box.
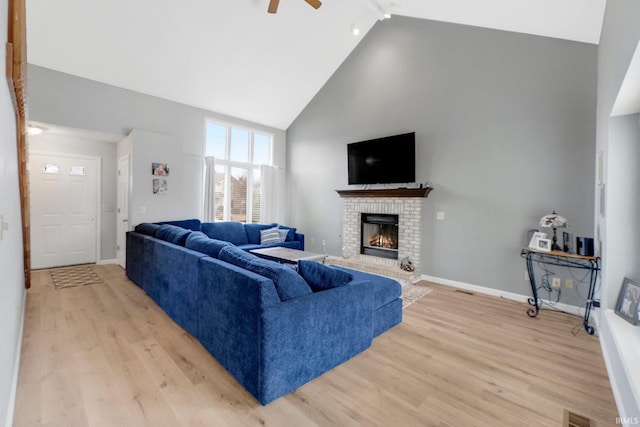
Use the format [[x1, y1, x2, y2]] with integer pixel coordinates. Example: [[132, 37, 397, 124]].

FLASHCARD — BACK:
[[97, 259, 118, 265], [5, 289, 26, 427], [421, 274, 585, 317]]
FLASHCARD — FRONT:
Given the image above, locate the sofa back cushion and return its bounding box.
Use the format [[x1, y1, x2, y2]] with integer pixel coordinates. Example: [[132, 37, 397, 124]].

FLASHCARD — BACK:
[[156, 224, 192, 246], [134, 222, 162, 237], [185, 232, 232, 258], [219, 246, 312, 301], [298, 260, 353, 292], [157, 218, 202, 231], [202, 222, 249, 246], [244, 223, 277, 244]]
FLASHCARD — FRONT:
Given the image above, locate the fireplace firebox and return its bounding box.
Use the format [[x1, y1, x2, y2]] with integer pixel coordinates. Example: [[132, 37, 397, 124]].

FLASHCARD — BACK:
[[360, 213, 399, 260]]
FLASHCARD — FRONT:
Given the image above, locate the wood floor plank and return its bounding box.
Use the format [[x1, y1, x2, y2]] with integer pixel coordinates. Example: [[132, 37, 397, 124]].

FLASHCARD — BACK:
[[14, 265, 619, 426]]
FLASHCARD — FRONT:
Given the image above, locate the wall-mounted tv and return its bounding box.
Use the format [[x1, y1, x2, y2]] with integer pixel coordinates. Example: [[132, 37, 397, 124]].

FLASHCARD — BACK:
[[347, 132, 415, 185]]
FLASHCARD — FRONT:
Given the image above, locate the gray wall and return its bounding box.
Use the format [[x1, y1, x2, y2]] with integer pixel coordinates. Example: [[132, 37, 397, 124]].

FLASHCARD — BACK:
[[287, 16, 597, 304]]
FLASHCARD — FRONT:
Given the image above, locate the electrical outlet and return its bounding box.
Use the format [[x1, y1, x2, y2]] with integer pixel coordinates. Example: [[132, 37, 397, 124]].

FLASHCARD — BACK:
[[310, 237, 315, 245], [525, 271, 529, 281], [552, 277, 561, 289], [565, 279, 574, 289]]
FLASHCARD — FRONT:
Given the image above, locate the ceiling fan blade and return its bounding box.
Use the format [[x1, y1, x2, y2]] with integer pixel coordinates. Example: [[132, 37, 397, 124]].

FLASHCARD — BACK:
[[304, 0, 322, 9], [268, 0, 279, 14]]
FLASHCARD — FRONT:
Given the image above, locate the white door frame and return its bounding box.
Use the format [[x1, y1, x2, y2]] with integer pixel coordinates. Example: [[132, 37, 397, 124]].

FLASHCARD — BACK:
[[30, 151, 102, 264], [116, 155, 130, 268]]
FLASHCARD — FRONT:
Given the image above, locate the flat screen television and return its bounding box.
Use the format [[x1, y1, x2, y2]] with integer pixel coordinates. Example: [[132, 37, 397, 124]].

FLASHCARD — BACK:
[[347, 132, 415, 185]]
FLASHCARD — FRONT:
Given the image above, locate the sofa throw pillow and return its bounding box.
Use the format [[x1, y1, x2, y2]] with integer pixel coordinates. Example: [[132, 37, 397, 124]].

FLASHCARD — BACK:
[[298, 260, 353, 292], [219, 246, 312, 301], [277, 225, 297, 242], [201, 221, 249, 246], [260, 227, 284, 245], [244, 223, 277, 244], [134, 222, 161, 237], [156, 224, 192, 246], [185, 232, 232, 258]]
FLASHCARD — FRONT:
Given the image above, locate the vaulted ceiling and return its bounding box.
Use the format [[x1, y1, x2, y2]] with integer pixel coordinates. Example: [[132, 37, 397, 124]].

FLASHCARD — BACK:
[[26, 0, 607, 130]]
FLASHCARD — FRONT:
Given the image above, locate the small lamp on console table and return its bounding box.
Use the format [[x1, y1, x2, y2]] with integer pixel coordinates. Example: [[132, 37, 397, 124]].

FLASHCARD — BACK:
[[539, 210, 568, 251]]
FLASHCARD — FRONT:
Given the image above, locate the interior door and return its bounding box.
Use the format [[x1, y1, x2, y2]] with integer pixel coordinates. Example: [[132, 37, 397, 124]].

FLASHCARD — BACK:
[[30, 153, 98, 269], [116, 155, 130, 268]]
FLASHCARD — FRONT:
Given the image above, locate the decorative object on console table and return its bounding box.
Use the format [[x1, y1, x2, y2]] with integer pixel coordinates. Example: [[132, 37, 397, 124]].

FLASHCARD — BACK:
[[615, 277, 640, 325], [563, 231, 573, 253], [576, 237, 595, 256], [539, 210, 568, 251]]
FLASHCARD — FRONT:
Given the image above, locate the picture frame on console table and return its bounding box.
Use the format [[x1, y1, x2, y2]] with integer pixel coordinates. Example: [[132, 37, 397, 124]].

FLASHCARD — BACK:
[[528, 232, 547, 250], [535, 238, 551, 252], [615, 277, 640, 325]]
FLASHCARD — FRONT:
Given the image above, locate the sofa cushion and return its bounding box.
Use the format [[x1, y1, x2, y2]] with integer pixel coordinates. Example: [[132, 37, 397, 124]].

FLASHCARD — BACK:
[[330, 266, 402, 309], [156, 224, 192, 246], [244, 223, 277, 244], [298, 260, 353, 292], [237, 241, 303, 251], [260, 227, 284, 245], [277, 225, 297, 242], [185, 232, 232, 258], [157, 218, 202, 231], [219, 246, 312, 301], [202, 222, 249, 246], [134, 222, 161, 237]]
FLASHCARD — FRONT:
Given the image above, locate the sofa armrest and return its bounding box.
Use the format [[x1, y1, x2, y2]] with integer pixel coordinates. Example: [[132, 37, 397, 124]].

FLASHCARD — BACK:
[[258, 279, 374, 404]]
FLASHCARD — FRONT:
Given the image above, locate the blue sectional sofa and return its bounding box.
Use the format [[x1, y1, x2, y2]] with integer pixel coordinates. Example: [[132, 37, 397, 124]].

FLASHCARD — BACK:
[[126, 219, 402, 405]]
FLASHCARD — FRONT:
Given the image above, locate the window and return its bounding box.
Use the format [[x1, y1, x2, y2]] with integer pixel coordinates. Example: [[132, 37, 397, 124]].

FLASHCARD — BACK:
[[205, 120, 273, 223]]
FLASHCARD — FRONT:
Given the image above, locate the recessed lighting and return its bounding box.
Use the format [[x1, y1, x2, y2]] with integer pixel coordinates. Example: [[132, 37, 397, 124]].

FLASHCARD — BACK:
[[351, 25, 360, 36], [383, 12, 391, 19]]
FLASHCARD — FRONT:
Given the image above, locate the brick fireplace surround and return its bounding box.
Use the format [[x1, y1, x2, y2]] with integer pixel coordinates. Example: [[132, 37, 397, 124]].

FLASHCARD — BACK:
[[335, 188, 431, 279]]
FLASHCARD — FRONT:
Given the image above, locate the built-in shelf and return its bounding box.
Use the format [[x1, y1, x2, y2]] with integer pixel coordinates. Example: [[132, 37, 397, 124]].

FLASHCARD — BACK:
[[335, 187, 432, 198]]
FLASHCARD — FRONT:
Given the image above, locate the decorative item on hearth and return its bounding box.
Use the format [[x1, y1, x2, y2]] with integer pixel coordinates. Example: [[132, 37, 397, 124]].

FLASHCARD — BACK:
[[400, 256, 414, 272], [539, 210, 569, 251]]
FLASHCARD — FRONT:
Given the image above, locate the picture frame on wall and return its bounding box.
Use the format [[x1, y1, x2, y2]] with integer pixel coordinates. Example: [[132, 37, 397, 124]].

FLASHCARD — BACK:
[[615, 278, 640, 325], [536, 238, 551, 252], [153, 178, 168, 195], [528, 231, 547, 249], [152, 162, 169, 176]]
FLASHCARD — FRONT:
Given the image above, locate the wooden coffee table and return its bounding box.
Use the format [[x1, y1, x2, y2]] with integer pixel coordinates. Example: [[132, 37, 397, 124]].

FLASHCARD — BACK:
[[250, 247, 327, 264]]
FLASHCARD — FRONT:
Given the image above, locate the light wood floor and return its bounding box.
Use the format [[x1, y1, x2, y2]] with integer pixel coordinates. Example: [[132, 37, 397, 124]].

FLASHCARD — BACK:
[[14, 264, 618, 426]]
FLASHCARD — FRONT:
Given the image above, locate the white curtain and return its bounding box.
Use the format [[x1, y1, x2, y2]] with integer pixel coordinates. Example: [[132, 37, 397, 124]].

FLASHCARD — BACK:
[[260, 164, 285, 224], [203, 157, 216, 222]]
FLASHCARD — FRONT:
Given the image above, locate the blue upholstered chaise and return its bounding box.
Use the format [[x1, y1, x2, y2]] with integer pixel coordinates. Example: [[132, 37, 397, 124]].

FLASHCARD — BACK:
[[126, 219, 402, 405]]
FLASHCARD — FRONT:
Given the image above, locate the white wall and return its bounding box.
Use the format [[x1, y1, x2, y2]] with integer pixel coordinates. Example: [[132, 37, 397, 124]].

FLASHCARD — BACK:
[[0, 0, 27, 424], [595, 0, 640, 419], [124, 129, 203, 226]]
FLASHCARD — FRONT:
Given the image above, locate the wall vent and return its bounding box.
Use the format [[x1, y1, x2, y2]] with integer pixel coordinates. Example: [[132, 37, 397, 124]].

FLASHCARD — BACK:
[[563, 409, 596, 427]]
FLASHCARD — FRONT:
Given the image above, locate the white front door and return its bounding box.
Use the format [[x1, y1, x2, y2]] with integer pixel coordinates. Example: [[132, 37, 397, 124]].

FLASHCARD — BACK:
[[30, 153, 98, 269], [116, 155, 130, 268]]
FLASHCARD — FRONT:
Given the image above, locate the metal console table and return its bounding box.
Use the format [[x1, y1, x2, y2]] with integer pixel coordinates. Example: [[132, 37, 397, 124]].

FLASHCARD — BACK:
[[520, 247, 600, 334]]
